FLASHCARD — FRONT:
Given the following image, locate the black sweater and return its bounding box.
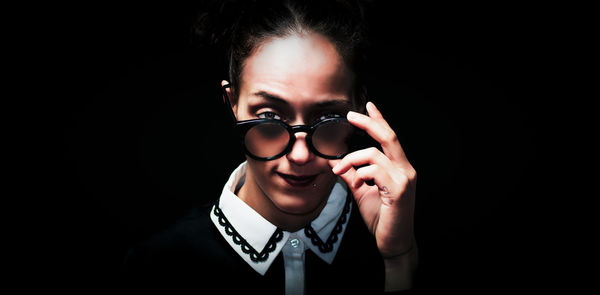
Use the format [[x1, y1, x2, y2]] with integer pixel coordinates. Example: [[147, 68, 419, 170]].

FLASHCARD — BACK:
[[121, 199, 389, 294]]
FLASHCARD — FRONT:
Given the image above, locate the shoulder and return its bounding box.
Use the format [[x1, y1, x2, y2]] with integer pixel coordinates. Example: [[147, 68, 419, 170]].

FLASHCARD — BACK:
[[120, 200, 265, 291], [122, 201, 223, 270], [145, 202, 214, 247]]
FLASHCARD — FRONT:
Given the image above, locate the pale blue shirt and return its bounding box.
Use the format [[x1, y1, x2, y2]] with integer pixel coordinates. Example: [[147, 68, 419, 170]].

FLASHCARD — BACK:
[[210, 162, 352, 295]]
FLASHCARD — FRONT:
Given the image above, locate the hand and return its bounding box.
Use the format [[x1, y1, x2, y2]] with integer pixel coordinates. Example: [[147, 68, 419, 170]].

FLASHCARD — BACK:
[[329, 102, 416, 258]]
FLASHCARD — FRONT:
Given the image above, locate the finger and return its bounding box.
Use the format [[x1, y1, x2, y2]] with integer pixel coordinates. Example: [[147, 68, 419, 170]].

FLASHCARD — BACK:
[[365, 101, 384, 120], [333, 163, 357, 190], [366, 102, 412, 168], [337, 164, 382, 204], [328, 159, 342, 169], [352, 164, 381, 189], [352, 165, 397, 206], [348, 103, 395, 145], [347, 104, 410, 167], [332, 147, 392, 176]]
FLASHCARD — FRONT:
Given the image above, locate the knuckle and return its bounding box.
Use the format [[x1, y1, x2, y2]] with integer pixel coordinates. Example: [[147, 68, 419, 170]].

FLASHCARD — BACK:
[[393, 168, 417, 186], [396, 173, 409, 185], [407, 168, 417, 181], [382, 129, 398, 144], [355, 167, 365, 177], [357, 164, 374, 177], [367, 147, 379, 155], [397, 167, 417, 181], [339, 157, 350, 167], [368, 147, 382, 159], [346, 150, 362, 162]]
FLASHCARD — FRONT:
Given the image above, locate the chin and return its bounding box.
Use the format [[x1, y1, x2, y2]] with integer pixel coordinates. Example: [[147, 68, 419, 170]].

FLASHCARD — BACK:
[[270, 190, 328, 216]]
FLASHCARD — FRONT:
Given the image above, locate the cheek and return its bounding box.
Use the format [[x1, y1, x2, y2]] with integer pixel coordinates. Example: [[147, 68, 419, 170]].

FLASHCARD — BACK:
[[317, 162, 338, 184], [246, 157, 276, 182]]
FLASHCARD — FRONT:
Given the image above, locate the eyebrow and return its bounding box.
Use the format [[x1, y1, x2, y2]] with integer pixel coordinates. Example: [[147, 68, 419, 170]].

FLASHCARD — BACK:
[[251, 91, 352, 109], [252, 91, 288, 105]]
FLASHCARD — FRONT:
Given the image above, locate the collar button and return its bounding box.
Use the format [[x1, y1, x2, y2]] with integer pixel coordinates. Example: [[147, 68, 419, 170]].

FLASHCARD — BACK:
[[289, 238, 300, 248]]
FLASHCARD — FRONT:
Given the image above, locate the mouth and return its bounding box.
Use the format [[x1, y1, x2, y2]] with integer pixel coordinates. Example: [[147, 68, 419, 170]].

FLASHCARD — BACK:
[[276, 172, 319, 188]]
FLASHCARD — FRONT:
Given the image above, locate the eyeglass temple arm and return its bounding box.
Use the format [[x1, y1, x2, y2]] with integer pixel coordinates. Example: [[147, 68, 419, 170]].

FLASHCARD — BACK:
[[221, 84, 238, 123]]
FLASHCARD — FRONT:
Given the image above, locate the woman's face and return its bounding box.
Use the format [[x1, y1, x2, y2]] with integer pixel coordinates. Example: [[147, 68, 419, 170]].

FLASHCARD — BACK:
[[231, 31, 355, 216]]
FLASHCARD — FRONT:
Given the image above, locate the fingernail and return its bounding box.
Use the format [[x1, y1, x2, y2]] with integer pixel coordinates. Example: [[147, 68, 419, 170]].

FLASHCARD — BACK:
[[331, 164, 339, 174], [347, 111, 359, 120], [367, 101, 377, 112]]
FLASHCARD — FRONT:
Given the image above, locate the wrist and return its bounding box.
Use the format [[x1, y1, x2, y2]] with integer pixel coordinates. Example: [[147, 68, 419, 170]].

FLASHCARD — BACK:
[[382, 242, 415, 261], [383, 242, 418, 292]]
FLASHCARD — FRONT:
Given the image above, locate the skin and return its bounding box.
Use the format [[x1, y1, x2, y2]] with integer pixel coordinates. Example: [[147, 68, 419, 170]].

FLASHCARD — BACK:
[[223, 31, 417, 291]]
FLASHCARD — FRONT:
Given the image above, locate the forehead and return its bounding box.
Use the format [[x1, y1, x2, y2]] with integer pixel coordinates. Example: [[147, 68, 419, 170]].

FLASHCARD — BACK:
[[240, 31, 354, 107]]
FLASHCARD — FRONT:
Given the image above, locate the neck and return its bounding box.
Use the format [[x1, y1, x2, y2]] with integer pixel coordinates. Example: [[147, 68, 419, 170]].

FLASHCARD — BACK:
[[237, 171, 329, 232]]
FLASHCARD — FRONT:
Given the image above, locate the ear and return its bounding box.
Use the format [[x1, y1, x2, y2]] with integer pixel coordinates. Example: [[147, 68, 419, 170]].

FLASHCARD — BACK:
[[220, 80, 231, 103], [221, 80, 237, 115]]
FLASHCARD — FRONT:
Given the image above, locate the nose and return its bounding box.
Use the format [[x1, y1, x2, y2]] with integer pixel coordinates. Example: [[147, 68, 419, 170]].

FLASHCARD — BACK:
[[286, 132, 313, 165]]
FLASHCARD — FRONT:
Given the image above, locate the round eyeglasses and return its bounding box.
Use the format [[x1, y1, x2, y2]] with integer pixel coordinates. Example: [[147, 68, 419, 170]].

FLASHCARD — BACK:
[[236, 117, 357, 160], [222, 84, 362, 161]]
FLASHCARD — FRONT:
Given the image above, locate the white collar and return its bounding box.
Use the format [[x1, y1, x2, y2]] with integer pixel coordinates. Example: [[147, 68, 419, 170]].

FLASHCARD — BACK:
[[210, 162, 352, 275]]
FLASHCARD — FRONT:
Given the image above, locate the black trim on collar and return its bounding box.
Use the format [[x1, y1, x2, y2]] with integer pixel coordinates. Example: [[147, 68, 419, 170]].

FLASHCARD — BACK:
[[304, 193, 352, 253], [212, 192, 351, 263], [213, 203, 283, 263]]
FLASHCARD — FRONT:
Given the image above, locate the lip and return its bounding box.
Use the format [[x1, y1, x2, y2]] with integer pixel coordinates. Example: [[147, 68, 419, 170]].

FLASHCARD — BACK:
[[277, 172, 319, 187]]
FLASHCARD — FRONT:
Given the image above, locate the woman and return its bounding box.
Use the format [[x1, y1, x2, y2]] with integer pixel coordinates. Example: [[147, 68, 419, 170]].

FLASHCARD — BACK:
[[123, 1, 417, 293]]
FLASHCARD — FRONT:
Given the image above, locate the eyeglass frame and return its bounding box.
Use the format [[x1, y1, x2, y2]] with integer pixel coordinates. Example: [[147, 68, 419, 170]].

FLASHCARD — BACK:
[[221, 84, 361, 161]]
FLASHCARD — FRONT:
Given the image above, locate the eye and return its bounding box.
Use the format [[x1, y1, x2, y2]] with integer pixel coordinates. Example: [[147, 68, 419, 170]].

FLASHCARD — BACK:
[[257, 111, 283, 121]]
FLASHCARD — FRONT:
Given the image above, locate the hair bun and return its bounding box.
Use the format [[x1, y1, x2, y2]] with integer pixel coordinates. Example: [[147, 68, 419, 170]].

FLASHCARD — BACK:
[[192, 0, 371, 51], [192, 0, 247, 51]]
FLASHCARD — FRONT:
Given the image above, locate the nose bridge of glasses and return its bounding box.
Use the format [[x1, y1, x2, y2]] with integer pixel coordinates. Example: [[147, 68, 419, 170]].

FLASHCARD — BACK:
[[290, 124, 312, 135], [286, 124, 314, 162], [288, 125, 311, 155]]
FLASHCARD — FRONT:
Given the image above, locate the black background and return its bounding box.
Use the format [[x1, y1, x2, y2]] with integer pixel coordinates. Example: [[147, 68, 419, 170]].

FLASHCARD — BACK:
[[25, 1, 585, 293]]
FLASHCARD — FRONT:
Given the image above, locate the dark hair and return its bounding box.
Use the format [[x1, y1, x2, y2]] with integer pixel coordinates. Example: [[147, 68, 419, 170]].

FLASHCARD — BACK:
[[194, 0, 371, 110]]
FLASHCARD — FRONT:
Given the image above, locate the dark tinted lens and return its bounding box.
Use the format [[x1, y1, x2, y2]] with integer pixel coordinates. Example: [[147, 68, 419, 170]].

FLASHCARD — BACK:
[[312, 120, 354, 157], [244, 122, 290, 158]]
